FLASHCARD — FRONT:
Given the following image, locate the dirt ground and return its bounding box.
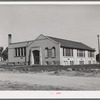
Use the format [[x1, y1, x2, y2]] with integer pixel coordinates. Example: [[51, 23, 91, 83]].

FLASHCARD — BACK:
[[0, 71, 100, 90]]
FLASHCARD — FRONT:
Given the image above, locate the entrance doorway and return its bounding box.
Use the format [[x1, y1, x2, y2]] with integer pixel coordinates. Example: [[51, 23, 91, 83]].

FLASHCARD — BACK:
[[33, 50, 40, 64]]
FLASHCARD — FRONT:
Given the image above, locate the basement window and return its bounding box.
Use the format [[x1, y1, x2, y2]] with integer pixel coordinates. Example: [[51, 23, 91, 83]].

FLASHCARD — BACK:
[[88, 61, 91, 64], [70, 61, 74, 65], [79, 61, 84, 65]]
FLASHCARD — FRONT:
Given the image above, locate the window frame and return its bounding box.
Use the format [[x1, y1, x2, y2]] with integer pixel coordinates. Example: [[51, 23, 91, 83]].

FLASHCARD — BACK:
[[52, 47, 56, 58], [79, 60, 84, 65], [88, 51, 94, 57], [14, 47, 26, 57], [63, 47, 73, 57], [45, 47, 49, 58], [77, 49, 85, 57]]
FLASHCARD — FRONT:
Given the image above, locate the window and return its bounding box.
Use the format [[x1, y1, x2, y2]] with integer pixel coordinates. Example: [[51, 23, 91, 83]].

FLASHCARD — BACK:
[[48, 49, 52, 58], [63, 48, 73, 57], [79, 61, 84, 65], [65, 61, 68, 65], [24, 47, 26, 56], [45, 47, 56, 58], [15, 47, 26, 57], [66, 49, 73, 56], [45, 61, 48, 65], [15, 48, 17, 56], [70, 61, 74, 65], [88, 51, 94, 57], [18, 48, 20, 56], [52, 47, 56, 58], [93, 61, 95, 64], [88, 61, 91, 64], [63, 48, 64, 56], [21, 48, 23, 56], [63, 61, 66, 66], [77, 50, 85, 57], [45, 48, 48, 58], [64, 48, 66, 56], [53, 61, 56, 65]]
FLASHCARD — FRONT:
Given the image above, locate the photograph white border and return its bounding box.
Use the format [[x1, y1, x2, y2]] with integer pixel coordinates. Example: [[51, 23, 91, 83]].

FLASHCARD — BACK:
[[0, 1, 100, 99]]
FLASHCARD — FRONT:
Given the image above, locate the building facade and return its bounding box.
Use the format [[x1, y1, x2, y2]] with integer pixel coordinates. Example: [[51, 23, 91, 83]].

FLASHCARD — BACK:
[[8, 34, 96, 65]]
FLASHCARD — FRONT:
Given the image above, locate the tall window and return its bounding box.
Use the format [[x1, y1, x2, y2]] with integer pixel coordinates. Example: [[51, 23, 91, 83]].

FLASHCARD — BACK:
[[77, 50, 85, 57], [63, 48, 66, 56], [15, 47, 26, 57], [45, 48, 48, 58], [45, 47, 56, 58], [66, 49, 73, 56], [48, 49, 52, 58], [24, 47, 26, 56], [63, 48, 73, 57], [52, 47, 56, 58], [18, 48, 20, 56], [15, 48, 17, 57], [88, 51, 94, 57], [21, 47, 23, 56]]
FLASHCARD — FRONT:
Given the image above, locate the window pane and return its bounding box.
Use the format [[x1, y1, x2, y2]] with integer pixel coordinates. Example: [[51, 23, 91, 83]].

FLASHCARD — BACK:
[[52, 47, 56, 58], [24, 47, 26, 56], [77, 50, 85, 57], [21, 48, 23, 56], [52, 48, 54, 57], [45, 48, 48, 58], [18, 48, 20, 56], [70, 61, 74, 65], [49, 49, 52, 58], [66, 49, 73, 56], [64, 48, 66, 56], [63, 48, 64, 56], [89, 61, 91, 64], [88, 51, 94, 57], [15, 48, 17, 56]]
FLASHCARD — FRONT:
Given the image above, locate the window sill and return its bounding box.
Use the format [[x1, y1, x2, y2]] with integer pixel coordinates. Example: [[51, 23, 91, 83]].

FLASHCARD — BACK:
[[45, 57, 48, 59], [45, 57, 56, 59], [52, 57, 56, 58], [63, 56, 73, 58], [77, 56, 85, 58], [14, 56, 25, 58]]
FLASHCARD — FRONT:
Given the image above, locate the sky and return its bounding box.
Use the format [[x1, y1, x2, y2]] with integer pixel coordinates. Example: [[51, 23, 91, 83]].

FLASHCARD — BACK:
[[0, 4, 100, 54]]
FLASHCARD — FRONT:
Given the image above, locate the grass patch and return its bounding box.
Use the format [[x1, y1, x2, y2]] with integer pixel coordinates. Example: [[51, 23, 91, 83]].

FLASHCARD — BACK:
[[0, 80, 76, 90], [0, 64, 100, 74]]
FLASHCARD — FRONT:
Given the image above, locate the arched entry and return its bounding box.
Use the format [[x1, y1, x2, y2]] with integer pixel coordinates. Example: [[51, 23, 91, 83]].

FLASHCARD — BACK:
[[33, 50, 40, 64]]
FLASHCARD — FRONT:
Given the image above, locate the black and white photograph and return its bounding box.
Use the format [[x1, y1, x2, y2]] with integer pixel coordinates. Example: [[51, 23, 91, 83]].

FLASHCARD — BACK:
[[0, 2, 100, 94]]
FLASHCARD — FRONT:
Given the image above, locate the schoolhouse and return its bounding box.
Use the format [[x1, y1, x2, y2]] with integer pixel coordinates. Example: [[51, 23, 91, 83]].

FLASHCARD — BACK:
[[8, 34, 96, 65]]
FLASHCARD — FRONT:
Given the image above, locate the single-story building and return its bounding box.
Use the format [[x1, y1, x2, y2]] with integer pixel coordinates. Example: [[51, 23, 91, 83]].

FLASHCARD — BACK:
[[8, 34, 96, 65]]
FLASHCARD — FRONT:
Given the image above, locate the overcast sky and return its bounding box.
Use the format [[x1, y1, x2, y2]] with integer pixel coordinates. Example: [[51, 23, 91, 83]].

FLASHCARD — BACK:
[[0, 4, 100, 53]]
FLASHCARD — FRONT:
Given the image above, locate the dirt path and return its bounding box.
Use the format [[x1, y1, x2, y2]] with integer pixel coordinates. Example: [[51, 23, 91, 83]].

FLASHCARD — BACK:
[[0, 72, 100, 90]]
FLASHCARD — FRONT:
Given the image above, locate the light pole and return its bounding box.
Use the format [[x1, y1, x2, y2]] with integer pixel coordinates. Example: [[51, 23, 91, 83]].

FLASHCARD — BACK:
[[97, 35, 100, 65]]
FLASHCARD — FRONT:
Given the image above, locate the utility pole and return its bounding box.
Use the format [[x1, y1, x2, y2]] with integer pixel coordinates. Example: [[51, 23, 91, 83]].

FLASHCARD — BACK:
[[97, 35, 100, 66]]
